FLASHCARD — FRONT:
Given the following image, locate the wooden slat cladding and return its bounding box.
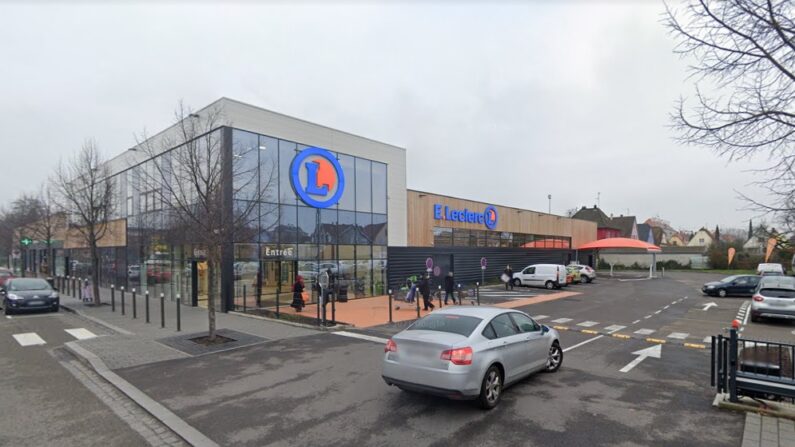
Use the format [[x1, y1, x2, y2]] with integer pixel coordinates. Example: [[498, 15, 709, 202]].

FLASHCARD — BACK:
[[407, 190, 596, 248], [64, 219, 127, 249]]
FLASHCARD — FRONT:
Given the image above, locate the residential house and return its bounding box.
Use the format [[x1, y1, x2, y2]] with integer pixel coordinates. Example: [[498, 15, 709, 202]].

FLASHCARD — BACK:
[[687, 228, 714, 248], [637, 224, 656, 245], [572, 206, 638, 240], [611, 215, 639, 240], [668, 232, 688, 247]]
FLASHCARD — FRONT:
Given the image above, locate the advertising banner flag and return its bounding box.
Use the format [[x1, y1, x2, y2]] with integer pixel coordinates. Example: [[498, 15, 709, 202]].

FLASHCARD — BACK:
[[765, 237, 777, 262], [728, 247, 736, 265]]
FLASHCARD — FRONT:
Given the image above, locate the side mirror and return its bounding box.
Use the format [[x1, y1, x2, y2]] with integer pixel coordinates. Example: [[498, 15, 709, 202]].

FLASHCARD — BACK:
[[52, 287, 59, 292], [541, 325, 549, 334]]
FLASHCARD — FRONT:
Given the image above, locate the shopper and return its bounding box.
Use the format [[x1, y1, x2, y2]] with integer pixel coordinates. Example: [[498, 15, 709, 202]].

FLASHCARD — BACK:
[[444, 271, 456, 305], [419, 274, 434, 311], [503, 265, 514, 290], [291, 275, 305, 312]]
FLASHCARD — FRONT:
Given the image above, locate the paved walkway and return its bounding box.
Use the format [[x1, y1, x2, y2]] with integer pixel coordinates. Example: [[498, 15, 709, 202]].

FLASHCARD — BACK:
[[743, 413, 795, 447]]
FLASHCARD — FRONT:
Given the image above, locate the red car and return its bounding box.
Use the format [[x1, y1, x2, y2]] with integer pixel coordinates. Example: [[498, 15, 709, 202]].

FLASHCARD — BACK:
[[0, 269, 14, 287]]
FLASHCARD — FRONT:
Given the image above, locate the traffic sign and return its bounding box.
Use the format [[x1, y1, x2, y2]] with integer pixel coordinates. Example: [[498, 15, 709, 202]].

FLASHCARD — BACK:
[[425, 257, 434, 270], [319, 271, 330, 289], [480, 257, 487, 268], [20, 237, 33, 247], [433, 266, 441, 277]]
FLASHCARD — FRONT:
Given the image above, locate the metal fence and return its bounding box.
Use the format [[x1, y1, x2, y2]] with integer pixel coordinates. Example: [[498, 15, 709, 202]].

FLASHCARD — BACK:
[[712, 329, 795, 403]]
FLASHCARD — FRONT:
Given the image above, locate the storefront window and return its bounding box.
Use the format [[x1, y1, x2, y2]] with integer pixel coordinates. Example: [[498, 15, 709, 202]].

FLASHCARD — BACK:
[[337, 154, 356, 211], [338, 210, 356, 244], [279, 204, 298, 244], [297, 206, 318, 244], [355, 158, 371, 213], [371, 213, 387, 245], [433, 227, 452, 246], [234, 200, 258, 243], [258, 135, 279, 203], [260, 202, 279, 243], [372, 162, 387, 214], [356, 212, 372, 244], [319, 209, 338, 244], [278, 139, 297, 204], [453, 229, 469, 247]]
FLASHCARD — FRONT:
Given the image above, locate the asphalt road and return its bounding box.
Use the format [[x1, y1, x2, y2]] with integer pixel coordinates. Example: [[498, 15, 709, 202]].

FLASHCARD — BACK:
[[0, 310, 147, 446], [117, 272, 777, 447]]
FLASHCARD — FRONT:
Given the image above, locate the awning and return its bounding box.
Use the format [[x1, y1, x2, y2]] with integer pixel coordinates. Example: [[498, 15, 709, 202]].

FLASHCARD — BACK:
[[575, 237, 661, 252]]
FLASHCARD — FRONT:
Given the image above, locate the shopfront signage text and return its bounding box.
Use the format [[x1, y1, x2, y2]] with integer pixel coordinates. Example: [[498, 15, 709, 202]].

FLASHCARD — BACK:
[[290, 147, 345, 209], [433, 204, 498, 230], [264, 246, 295, 258]]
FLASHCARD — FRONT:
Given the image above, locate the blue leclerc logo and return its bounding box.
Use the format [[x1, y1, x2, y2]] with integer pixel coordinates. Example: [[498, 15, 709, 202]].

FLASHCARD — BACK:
[[290, 147, 345, 209], [484, 205, 498, 230]]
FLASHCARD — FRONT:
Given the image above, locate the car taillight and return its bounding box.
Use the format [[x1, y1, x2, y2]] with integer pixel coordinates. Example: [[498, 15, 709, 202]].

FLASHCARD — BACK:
[[440, 347, 473, 365], [753, 295, 764, 302], [385, 339, 397, 353]]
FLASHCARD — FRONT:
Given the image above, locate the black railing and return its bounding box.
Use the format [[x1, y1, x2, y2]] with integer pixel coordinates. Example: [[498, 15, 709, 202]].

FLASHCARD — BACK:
[[712, 329, 795, 403]]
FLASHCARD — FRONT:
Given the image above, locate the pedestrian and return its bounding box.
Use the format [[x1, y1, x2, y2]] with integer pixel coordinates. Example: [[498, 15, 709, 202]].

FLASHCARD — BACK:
[[82, 279, 93, 303], [405, 276, 417, 303], [419, 274, 434, 311], [444, 271, 456, 305], [290, 275, 305, 312], [503, 265, 514, 291]]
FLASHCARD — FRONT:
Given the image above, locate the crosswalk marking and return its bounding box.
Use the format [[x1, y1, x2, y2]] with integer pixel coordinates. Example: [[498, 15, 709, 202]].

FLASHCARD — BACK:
[[65, 328, 97, 340], [13, 333, 46, 347], [551, 318, 572, 324], [604, 325, 626, 333], [533, 315, 549, 321], [634, 329, 655, 335], [577, 321, 599, 327], [703, 336, 712, 343], [667, 332, 689, 340]]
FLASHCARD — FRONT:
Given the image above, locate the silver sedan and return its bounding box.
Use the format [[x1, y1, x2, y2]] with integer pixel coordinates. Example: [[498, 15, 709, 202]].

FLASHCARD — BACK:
[[382, 306, 562, 409]]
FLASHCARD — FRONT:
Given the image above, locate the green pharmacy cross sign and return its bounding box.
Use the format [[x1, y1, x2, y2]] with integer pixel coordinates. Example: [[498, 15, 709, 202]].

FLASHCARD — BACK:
[[20, 237, 33, 246]]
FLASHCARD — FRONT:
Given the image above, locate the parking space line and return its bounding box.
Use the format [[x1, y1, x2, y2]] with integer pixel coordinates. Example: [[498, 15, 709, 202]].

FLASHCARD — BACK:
[[551, 318, 572, 324], [533, 315, 549, 321], [563, 335, 603, 353], [333, 331, 388, 344], [577, 321, 599, 327], [604, 325, 626, 333], [667, 332, 689, 340], [634, 329, 655, 335], [632, 319, 641, 325], [703, 336, 711, 343], [12, 332, 46, 346], [663, 305, 670, 310], [654, 310, 661, 315], [644, 315, 652, 319], [65, 328, 98, 341]]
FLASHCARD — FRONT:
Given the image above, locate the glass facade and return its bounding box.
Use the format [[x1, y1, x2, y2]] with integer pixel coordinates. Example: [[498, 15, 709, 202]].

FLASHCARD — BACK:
[[433, 226, 571, 249]]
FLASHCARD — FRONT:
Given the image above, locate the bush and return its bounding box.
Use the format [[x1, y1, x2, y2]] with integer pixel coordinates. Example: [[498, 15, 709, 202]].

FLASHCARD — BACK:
[[656, 260, 691, 270]]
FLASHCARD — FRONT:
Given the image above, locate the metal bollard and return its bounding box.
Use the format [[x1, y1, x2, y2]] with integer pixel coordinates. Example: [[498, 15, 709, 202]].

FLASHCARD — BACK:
[[276, 292, 280, 318], [438, 285, 443, 308], [145, 291, 150, 323], [331, 289, 336, 325], [176, 296, 181, 332], [111, 285, 116, 312], [160, 293, 165, 328], [476, 282, 481, 306], [243, 285, 247, 313], [78, 278, 83, 301], [121, 287, 126, 316], [416, 288, 420, 319], [132, 289, 137, 319], [388, 289, 393, 324]]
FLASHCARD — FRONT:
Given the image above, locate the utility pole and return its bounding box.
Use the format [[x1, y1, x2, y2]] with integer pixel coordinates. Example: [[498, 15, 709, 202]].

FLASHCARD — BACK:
[[547, 194, 552, 214]]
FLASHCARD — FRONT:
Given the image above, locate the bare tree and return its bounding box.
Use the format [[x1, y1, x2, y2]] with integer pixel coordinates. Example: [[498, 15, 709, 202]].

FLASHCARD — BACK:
[[51, 140, 115, 305], [30, 184, 59, 276], [665, 0, 795, 223], [0, 194, 43, 273], [135, 101, 275, 341]]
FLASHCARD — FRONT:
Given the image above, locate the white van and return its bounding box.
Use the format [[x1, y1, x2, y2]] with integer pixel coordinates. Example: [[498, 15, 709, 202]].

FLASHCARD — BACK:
[[512, 264, 568, 290], [757, 263, 785, 276]]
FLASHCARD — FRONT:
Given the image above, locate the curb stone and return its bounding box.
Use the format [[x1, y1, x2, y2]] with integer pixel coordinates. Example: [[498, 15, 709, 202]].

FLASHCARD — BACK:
[[65, 341, 219, 447], [229, 310, 353, 331], [61, 303, 134, 335]]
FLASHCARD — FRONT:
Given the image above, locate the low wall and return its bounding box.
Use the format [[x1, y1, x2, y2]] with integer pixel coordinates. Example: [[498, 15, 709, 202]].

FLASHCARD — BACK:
[[599, 252, 708, 269]]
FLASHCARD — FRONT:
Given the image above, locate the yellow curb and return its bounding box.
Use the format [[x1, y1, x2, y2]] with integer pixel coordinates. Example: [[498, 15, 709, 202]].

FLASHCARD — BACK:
[[646, 338, 667, 344], [612, 334, 631, 339], [553, 326, 569, 331], [581, 329, 599, 335], [684, 343, 706, 349]]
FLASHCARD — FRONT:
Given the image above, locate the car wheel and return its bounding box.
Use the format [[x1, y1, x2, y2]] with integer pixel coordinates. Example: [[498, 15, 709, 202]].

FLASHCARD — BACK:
[[718, 289, 727, 298], [751, 314, 760, 323], [52, 305, 59, 313], [545, 341, 563, 372], [4, 307, 12, 316], [512, 279, 521, 288], [585, 276, 592, 284], [477, 365, 503, 410], [545, 281, 554, 290]]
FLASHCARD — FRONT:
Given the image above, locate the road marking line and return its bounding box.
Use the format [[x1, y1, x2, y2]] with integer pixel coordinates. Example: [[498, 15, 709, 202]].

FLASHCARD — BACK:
[[604, 325, 626, 333], [533, 315, 549, 320], [703, 336, 712, 343], [333, 331, 388, 344], [612, 334, 631, 339], [671, 301, 678, 305], [663, 305, 670, 310], [581, 329, 599, 335], [551, 318, 572, 324], [577, 321, 599, 327], [632, 319, 641, 325], [644, 315, 652, 319], [654, 310, 661, 315], [646, 338, 667, 344], [12, 332, 46, 346], [667, 332, 689, 340], [553, 325, 569, 331], [65, 328, 97, 341], [684, 343, 706, 349], [563, 335, 604, 353], [634, 329, 655, 335]]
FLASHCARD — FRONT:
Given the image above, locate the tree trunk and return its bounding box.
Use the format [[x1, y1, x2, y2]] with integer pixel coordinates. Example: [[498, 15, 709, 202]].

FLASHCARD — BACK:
[[91, 242, 101, 306], [206, 254, 217, 342]]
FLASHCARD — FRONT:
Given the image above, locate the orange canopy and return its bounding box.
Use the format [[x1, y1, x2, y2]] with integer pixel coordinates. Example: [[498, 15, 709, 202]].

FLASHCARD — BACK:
[[576, 237, 661, 252]]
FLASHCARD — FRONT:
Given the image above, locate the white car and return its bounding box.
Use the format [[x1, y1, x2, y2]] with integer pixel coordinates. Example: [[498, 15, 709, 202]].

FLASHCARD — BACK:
[[756, 263, 784, 276], [512, 264, 568, 290], [568, 263, 596, 283]]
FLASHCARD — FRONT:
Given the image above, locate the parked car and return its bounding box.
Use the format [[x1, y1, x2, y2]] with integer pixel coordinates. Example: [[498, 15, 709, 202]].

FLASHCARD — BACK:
[[757, 263, 785, 276], [1, 277, 60, 315], [568, 263, 596, 283], [512, 264, 568, 290], [750, 276, 795, 323], [702, 275, 761, 298], [566, 266, 581, 284], [0, 268, 14, 287], [382, 307, 562, 409]]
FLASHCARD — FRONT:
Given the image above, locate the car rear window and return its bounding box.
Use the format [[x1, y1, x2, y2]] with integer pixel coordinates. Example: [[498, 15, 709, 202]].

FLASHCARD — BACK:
[[8, 278, 50, 291], [760, 288, 795, 299], [408, 314, 482, 337]]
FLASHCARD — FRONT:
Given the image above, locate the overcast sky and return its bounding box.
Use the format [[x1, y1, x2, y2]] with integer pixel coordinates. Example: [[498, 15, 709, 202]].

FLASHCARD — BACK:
[[0, 1, 771, 232]]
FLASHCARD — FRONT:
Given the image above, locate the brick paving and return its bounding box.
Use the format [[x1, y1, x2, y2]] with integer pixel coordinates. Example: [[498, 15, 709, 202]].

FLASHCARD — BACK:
[[742, 413, 795, 447]]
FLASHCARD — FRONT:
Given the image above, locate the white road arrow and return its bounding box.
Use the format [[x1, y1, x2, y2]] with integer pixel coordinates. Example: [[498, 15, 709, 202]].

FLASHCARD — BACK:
[[619, 344, 662, 373], [702, 302, 717, 311]]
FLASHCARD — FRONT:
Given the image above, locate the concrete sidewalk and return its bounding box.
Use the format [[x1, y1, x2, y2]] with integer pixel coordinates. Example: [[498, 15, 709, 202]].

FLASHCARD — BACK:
[[742, 413, 795, 447]]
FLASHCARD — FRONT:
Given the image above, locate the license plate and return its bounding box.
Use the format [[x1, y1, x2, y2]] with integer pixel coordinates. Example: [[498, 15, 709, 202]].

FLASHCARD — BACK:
[[27, 300, 43, 306]]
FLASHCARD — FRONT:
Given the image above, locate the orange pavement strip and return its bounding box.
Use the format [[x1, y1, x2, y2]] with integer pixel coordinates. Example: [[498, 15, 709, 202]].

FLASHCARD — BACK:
[[275, 290, 581, 328]]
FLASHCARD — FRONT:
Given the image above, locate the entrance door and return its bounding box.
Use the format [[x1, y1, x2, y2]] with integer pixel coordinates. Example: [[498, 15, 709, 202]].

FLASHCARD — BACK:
[[278, 261, 297, 307], [195, 261, 208, 308]]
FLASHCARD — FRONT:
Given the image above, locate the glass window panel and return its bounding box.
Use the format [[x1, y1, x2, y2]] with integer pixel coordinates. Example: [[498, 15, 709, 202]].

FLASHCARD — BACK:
[[372, 245, 387, 259], [259, 202, 279, 243], [433, 227, 452, 247], [337, 245, 355, 259], [356, 212, 372, 244], [371, 213, 387, 245], [372, 162, 387, 214], [337, 154, 355, 211], [297, 206, 318, 244], [298, 244, 317, 259], [355, 158, 372, 212], [453, 229, 469, 247], [234, 200, 258, 243], [258, 135, 279, 203], [471, 230, 486, 247], [319, 209, 338, 245], [279, 204, 298, 244], [278, 140, 298, 204], [338, 210, 356, 244], [487, 232, 500, 247], [500, 232, 513, 248]]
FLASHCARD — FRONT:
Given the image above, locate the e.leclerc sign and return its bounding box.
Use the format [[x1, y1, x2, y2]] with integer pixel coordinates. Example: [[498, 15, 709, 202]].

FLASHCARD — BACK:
[[434, 204, 498, 230], [290, 147, 345, 209]]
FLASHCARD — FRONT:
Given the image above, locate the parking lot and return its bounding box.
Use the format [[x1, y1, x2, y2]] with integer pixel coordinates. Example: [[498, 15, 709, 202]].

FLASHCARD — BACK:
[[109, 271, 793, 446]]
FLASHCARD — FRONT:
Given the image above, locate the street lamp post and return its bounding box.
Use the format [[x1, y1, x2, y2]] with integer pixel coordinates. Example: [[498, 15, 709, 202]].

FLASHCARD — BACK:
[[547, 194, 552, 214]]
